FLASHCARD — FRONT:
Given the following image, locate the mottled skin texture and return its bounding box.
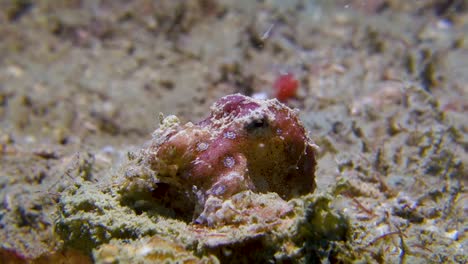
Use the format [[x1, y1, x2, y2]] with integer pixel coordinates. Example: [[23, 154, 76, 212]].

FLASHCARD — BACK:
[[147, 94, 316, 222]]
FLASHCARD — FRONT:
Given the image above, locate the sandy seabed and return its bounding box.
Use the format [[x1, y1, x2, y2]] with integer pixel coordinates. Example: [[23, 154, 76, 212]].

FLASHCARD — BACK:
[[0, 1, 466, 263]]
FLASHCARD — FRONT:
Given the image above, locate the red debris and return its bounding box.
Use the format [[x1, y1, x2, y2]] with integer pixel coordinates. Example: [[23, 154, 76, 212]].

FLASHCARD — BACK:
[[273, 73, 299, 102]]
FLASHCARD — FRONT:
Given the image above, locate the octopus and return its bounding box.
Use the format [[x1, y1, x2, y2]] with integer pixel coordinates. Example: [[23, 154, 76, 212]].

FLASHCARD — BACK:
[[144, 94, 317, 224]]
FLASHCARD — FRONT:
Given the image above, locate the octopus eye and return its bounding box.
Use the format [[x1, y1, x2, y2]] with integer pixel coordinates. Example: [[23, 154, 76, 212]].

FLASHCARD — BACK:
[[244, 117, 269, 132]]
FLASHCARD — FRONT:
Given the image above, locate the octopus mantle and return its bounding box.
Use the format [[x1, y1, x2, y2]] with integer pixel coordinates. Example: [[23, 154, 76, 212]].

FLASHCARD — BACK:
[[144, 94, 317, 224]]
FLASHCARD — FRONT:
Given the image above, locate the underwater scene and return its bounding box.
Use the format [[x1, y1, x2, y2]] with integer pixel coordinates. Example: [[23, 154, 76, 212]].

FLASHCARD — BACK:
[[0, 0, 466, 263]]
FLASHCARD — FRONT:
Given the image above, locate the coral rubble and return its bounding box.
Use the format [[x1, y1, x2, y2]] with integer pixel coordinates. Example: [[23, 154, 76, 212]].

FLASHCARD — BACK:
[[94, 236, 219, 264]]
